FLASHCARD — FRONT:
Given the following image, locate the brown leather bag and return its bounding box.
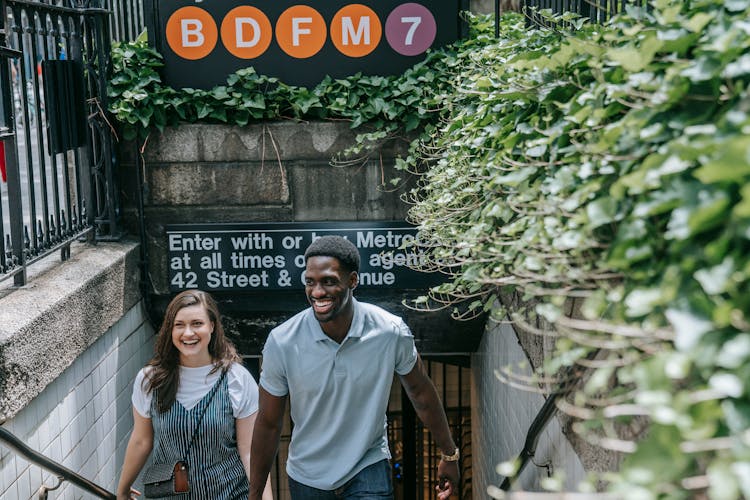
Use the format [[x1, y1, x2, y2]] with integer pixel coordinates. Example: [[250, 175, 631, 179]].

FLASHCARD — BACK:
[[142, 461, 189, 497], [173, 461, 189, 493]]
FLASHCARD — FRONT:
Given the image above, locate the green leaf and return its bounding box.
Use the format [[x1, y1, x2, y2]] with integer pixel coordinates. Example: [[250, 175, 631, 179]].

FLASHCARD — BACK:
[[586, 197, 617, 228], [694, 257, 734, 295], [681, 56, 722, 82], [725, 0, 749, 11], [665, 309, 714, 351], [682, 12, 714, 33], [624, 287, 663, 317], [733, 183, 750, 217], [606, 36, 662, 72], [694, 136, 750, 183], [622, 425, 690, 483]]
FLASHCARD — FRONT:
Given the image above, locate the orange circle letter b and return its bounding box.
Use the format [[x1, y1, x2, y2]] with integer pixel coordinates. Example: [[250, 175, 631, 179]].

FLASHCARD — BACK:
[[166, 7, 218, 60]]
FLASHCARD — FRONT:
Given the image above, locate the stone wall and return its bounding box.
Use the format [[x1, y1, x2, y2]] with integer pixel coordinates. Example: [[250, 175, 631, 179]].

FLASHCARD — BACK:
[[0, 241, 141, 419], [119, 122, 410, 296]]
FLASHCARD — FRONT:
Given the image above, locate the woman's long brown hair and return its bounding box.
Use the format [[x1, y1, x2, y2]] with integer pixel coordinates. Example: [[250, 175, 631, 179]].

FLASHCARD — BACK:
[[143, 290, 240, 413]]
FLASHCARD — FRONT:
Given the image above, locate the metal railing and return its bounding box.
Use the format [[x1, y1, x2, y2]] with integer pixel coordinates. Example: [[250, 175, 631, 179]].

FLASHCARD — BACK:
[[0, 0, 142, 287], [498, 350, 598, 491], [493, 0, 650, 33], [106, 0, 145, 42], [0, 420, 116, 499]]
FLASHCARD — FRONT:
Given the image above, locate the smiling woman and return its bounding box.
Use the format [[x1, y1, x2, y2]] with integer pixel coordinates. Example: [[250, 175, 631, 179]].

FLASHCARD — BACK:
[[116, 290, 273, 500]]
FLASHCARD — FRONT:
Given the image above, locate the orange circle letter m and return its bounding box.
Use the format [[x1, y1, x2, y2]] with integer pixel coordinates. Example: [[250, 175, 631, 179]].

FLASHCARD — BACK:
[[331, 4, 382, 58]]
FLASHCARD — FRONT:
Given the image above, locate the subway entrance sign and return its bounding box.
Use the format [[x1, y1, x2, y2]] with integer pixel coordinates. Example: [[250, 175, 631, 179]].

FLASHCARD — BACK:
[[145, 1, 465, 89], [166, 221, 441, 292]]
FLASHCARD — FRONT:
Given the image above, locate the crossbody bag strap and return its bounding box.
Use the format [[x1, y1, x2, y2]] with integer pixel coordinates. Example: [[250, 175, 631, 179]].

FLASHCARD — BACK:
[[183, 368, 228, 460]]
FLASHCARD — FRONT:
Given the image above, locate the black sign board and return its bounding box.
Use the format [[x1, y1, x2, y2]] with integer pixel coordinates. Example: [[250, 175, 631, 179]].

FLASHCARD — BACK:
[[166, 221, 440, 292], [146, 1, 465, 89]]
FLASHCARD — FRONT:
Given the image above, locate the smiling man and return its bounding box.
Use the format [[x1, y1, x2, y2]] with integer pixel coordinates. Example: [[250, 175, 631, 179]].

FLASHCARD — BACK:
[[249, 235, 459, 500]]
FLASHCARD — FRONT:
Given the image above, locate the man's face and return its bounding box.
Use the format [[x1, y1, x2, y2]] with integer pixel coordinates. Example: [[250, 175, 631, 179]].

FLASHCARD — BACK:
[[304, 256, 357, 323]]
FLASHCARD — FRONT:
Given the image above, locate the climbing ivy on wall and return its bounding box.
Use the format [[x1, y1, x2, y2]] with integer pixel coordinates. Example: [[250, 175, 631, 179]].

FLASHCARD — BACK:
[[401, 3, 750, 499], [107, 29, 458, 142], [108, 2, 750, 497]]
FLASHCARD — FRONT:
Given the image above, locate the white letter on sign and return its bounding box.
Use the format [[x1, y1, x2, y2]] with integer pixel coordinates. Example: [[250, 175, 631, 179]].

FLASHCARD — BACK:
[[400, 16, 421, 46], [292, 17, 312, 46], [236, 17, 261, 47], [181, 19, 205, 47], [341, 16, 370, 45]]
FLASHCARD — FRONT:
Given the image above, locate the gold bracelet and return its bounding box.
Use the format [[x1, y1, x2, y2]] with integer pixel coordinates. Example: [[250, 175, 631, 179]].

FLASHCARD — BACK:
[[440, 447, 460, 462]]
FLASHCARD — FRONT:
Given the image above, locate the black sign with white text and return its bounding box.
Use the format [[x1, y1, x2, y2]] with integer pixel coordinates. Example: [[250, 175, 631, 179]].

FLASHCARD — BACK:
[[146, 0, 464, 89], [166, 222, 439, 292]]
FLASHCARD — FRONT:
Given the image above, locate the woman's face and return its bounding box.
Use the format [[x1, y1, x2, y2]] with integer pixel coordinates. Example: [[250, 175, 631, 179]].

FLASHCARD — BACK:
[[171, 303, 214, 367]]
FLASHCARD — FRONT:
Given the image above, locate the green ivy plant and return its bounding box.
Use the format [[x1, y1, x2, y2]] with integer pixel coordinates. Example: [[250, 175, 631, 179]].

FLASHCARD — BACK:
[[108, 3, 750, 497], [107, 27, 474, 143], [398, 2, 750, 499]]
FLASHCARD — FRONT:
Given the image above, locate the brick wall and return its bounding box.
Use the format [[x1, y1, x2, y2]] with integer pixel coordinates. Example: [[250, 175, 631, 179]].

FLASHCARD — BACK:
[[0, 302, 154, 499], [471, 320, 586, 497]]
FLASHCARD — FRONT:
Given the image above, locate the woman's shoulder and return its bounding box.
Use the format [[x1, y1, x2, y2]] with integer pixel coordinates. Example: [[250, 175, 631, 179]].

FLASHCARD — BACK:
[[135, 365, 150, 381], [133, 366, 155, 395], [226, 362, 258, 387], [137, 365, 157, 382], [227, 361, 251, 378]]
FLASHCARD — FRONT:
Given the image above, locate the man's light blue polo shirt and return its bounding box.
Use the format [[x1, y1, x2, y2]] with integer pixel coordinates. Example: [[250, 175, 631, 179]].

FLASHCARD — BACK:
[[260, 298, 418, 490]]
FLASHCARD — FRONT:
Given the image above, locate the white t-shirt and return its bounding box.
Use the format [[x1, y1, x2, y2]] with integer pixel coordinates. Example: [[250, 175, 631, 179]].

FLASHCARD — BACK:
[[132, 362, 259, 419]]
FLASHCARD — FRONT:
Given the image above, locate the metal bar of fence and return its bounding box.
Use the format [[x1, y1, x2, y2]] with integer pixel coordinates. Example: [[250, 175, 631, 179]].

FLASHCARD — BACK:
[[27, 13, 49, 250], [91, 11, 121, 238], [70, 28, 86, 235], [42, 19, 61, 244], [4, 132, 24, 284], [521, 0, 638, 24], [30, 14, 51, 250], [12, 11, 36, 258], [457, 365, 463, 499]]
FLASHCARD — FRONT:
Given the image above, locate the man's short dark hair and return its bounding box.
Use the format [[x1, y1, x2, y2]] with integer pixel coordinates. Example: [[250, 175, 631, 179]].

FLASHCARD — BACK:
[[304, 235, 360, 273]]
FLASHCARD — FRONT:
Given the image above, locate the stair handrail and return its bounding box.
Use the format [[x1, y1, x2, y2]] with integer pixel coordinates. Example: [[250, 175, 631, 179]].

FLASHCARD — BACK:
[[499, 350, 599, 491], [0, 419, 116, 499]]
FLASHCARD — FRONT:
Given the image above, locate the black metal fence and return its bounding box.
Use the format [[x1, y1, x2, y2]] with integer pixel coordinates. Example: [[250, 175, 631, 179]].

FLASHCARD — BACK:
[[107, 0, 144, 43], [520, 0, 649, 25], [389, 358, 472, 500], [0, 0, 143, 287]]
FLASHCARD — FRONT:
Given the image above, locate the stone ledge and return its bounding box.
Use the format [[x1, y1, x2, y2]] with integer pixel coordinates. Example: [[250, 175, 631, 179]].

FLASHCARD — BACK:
[[126, 122, 407, 164], [0, 240, 141, 419]]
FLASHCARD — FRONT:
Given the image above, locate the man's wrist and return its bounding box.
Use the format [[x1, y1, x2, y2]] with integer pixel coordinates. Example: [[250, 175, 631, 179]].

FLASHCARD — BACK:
[[440, 446, 460, 462]]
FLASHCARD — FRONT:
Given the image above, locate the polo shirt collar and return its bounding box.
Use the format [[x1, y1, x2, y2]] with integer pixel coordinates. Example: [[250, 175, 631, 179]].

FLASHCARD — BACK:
[[308, 298, 364, 342]]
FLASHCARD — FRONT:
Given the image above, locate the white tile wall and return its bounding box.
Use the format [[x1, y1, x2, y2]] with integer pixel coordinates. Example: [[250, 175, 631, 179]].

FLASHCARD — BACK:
[[471, 320, 586, 498], [0, 301, 154, 500]]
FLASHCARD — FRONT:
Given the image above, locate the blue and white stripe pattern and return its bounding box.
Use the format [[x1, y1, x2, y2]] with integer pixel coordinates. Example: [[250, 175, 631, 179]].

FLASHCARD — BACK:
[[150, 374, 249, 499]]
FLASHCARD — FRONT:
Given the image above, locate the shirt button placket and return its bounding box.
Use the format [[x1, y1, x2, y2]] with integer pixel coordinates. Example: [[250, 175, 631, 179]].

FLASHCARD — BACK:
[[334, 344, 346, 377]]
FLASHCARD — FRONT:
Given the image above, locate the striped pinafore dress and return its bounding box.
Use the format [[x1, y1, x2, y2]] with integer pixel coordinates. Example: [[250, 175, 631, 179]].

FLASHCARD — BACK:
[[150, 373, 249, 499]]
